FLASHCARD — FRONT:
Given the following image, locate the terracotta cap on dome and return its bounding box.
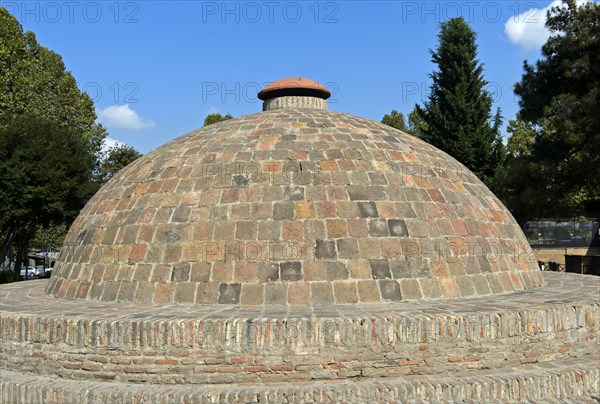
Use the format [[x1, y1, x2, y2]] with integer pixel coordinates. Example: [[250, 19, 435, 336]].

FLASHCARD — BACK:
[[257, 77, 331, 101]]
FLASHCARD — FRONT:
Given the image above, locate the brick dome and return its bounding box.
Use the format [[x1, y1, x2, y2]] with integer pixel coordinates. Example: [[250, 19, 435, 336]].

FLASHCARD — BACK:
[[46, 78, 543, 305]]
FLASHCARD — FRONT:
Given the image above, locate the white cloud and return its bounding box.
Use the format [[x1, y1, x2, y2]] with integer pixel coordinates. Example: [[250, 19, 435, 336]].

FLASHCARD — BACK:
[[504, 1, 557, 52], [504, 0, 590, 52], [96, 104, 155, 131], [207, 106, 220, 114]]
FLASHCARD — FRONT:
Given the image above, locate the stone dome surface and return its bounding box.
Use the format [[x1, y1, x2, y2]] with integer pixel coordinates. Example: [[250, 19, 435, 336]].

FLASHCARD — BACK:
[[46, 79, 543, 305]]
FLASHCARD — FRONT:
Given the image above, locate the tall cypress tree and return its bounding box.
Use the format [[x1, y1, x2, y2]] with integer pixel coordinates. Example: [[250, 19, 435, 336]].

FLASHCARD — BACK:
[[416, 17, 502, 186]]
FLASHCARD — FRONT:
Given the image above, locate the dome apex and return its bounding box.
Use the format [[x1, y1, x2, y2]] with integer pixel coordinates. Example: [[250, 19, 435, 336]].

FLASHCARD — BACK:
[[258, 77, 331, 111], [258, 77, 331, 100]]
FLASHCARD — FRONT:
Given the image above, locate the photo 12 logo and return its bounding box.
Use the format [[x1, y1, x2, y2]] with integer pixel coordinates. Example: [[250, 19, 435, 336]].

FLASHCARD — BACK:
[[401, 81, 507, 105], [0, 1, 140, 23], [400, 1, 548, 24], [82, 82, 140, 104], [201, 81, 339, 104], [201, 1, 339, 24]]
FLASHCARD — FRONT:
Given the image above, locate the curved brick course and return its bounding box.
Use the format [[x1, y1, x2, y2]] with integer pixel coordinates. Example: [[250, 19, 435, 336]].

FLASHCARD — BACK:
[[1, 359, 599, 403], [1, 273, 598, 392]]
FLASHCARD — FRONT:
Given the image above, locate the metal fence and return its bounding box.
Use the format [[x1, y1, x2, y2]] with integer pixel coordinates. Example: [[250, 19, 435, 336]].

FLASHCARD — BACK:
[[524, 218, 600, 249]]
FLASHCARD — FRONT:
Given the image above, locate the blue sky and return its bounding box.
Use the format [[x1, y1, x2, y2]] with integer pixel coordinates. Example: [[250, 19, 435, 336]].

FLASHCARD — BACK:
[[3, 1, 569, 153]]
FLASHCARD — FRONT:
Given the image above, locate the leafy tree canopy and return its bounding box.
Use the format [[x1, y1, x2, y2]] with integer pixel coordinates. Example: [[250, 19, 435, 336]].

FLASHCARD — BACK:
[[0, 7, 105, 151], [381, 110, 409, 132], [98, 144, 143, 184], [0, 116, 98, 270], [0, 7, 105, 271], [507, 0, 600, 220], [204, 113, 233, 127]]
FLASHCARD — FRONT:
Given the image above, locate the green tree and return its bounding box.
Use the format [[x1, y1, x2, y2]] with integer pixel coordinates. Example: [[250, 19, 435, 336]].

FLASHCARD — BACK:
[[407, 107, 428, 137], [0, 7, 104, 271], [203, 113, 233, 127], [381, 108, 428, 137], [98, 144, 143, 184], [415, 17, 503, 186], [381, 110, 409, 132], [32, 223, 68, 251], [0, 8, 104, 149], [0, 116, 97, 272], [509, 0, 600, 219], [494, 118, 543, 223]]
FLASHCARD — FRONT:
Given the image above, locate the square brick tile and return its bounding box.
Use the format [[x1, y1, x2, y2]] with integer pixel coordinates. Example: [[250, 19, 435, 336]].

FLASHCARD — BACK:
[[282, 221, 303, 240], [295, 202, 315, 218], [273, 202, 294, 220], [240, 284, 264, 305], [134, 282, 154, 304], [336, 238, 359, 259], [336, 201, 359, 218], [368, 220, 389, 237], [190, 262, 211, 282], [236, 221, 257, 240], [326, 219, 348, 238], [334, 282, 358, 303], [171, 263, 191, 282], [151, 266, 172, 282], [303, 220, 326, 239], [175, 283, 196, 303], [280, 261, 302, 281], [231, 204, 250, 220], [218, 283, 241, 304], [258, 222, 280, 240], [221, 189, 240, 204], [380, 238, 403, 259], [439, 278, 460, 298], [211, 261, 233, 282], [234, 262, 257, 282], [357, 238, 381, 259], [379, 280, 402, 301], [154, 283, 175, 304], [326, 262, 349, 280], [486, 274, 503, 293], [399, 279, 422, 300], [357, 202, 379, 218], [251, 202, 272, 219], [357, 280, 381, 302], [315, 239, 337, 260], [455, 276, 476, 296], [471, 275, 491, 294], [390, 260, 412, 279], [370, 259, 391, 279], [288, 283, 310, 305], [316, 201, 337, 218], [265, 284, 287, 304], [303, 261, 327, 281], [376, 202, 397, 218], [430, 260, 449, 277], [388, 220, 408, 236], [284, 186, 305, 201], [419, 278, 442, 299], [347, 219, 368, 237], [196, 282, 219, 304], [311, 283, 334, 304], [257, 262, 280, 282]]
